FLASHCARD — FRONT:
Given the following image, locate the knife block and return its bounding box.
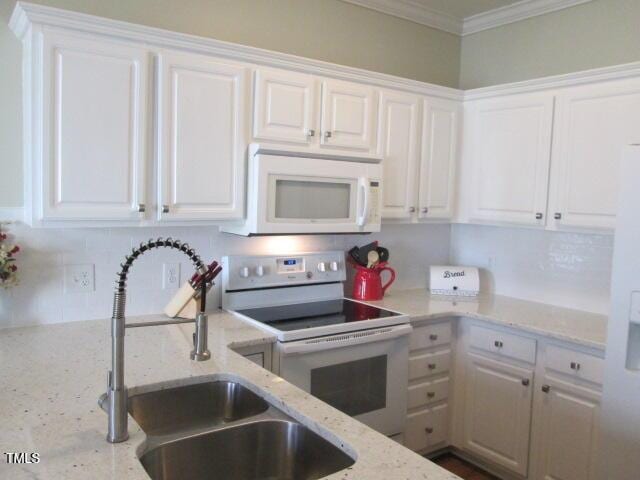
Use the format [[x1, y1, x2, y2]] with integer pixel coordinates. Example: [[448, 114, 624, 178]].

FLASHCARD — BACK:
[[164, 282, 212, 320]]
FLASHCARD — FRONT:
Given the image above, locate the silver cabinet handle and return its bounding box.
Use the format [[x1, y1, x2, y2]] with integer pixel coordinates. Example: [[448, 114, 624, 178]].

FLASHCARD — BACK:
[[307, 129, 315, 137], [542, 384, 551, 393], [427, 391, 435, 399], [421, 207, 428, 214], [494, 340, 504, 348], [536, 212, 544, 220], [425, 427, 434, 434], [522, 378, 530, 387], [554, 212, 562, 220], [162, 205, 169, 214], [409, 207, 416, 213], [137, 203, 146, 213], [429, 334, 438, 341], [570, 362, 581, 371], [324, 131, 332, 139], [428, 363, 436, 370]]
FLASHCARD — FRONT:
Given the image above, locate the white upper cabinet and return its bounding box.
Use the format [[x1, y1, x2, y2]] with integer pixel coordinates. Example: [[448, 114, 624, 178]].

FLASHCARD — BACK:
[[40, 30, 149, 221], [465, 93, 555, 227], [418, 98, 459, 220], [377, 90, 421, 219], [548, 79, 640, 230], [156, 51, 248, 221], [534, 377, 601, 480], [463, 354, 534, 476], [320, 79, 377, 152], [253, 68, 319, 146]]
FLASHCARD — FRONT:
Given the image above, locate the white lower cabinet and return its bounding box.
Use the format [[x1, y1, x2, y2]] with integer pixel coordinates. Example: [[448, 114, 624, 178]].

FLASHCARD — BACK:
[[462, 353, 534, 476], [534, 377, 601, 480]]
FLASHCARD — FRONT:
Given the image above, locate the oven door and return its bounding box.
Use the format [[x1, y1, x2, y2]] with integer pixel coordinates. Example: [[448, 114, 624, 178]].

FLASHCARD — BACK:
[[276, 324, 411, 436], [252, 153, 381, 234]]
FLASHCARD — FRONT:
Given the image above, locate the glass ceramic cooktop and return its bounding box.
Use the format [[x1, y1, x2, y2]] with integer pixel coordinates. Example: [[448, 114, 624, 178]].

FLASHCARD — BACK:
[[236, 299, 401, 332]]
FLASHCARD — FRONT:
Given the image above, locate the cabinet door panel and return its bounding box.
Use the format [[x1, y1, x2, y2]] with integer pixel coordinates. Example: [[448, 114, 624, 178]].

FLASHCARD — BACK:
[[463, 354, 533, 476], [536, 378, 600, 480], [320, 79, 376, 151], [157, 51, 247, 221], [468, 94, 554, 226], [253, 68, 319, 145], [549, 79, 640, 230], [41, 31, 148, 220], [419, 98, 459, 220], [377, 90, 420, 219]]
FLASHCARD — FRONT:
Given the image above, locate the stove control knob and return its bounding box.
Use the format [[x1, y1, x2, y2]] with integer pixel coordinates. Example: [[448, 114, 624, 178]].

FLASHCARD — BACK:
[[239, 267, 250, 278], [255, 265, 265, 277], [329, 261, 339, 272], [317, 262, 327, 272]]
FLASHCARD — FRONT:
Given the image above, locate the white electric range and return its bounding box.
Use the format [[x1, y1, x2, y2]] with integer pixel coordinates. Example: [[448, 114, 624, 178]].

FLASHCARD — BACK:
[[222, 251, 411, 436]]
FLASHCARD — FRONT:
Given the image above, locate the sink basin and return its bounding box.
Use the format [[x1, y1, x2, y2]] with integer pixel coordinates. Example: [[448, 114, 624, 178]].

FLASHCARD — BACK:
[[140, 420, 355, 480], [128, 381, 269, 436]]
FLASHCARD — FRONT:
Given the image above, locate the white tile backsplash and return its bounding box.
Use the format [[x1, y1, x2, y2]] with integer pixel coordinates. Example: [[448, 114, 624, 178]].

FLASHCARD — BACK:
[[450, 224, 614, 315], [0, 222, 451, 328]]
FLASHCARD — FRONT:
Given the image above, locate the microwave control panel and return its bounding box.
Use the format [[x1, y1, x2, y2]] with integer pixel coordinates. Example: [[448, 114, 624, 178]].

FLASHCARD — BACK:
[[222, 251, 346, 291], [368, 180, 381, 224]]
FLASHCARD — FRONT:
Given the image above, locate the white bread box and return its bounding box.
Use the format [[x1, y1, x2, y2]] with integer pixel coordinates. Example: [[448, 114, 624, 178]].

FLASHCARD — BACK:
[[429, 266, 479, 297]]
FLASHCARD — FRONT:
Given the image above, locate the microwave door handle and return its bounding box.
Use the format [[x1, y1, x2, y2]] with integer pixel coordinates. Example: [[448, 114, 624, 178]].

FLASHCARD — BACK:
[[357, 177, 369, 227]]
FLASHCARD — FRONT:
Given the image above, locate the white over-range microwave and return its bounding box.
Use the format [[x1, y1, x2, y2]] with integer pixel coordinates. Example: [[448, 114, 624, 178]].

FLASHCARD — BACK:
[[221, 144, 382, 235]]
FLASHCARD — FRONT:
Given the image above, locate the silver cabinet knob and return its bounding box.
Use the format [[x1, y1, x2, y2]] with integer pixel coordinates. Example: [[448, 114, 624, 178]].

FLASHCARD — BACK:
[[554, 212, 562, 220], [494, 340, 504, 348], [324, 131, 332, 139], [570, 361, 581, 371], [307, 129, 315, 137], [162, 205, 169, 214], [425, 427, 434, 434], [542, 384, 551, 393], [522, 378, 530, 386], [421, 207, 428, 214], [429, 334, 438, 341], [427, 363, 436, 370], [137, 203, 146, 213], [427, 391, 435, 399], [409, 207, 416, 213], [536, 212, 544, 220]]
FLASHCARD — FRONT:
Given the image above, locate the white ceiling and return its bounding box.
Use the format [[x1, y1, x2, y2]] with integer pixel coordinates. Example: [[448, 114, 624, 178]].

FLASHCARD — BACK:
[[413, 0, 522, 20], [342, 0, 593, 35]]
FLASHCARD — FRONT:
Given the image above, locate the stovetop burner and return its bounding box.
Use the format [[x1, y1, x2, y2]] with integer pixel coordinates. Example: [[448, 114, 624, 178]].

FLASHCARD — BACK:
[[235, 298, 400, 332]]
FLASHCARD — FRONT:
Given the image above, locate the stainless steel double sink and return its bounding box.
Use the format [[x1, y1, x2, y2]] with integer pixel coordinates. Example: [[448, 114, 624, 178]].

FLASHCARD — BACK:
[[127, 380, 355, 480]]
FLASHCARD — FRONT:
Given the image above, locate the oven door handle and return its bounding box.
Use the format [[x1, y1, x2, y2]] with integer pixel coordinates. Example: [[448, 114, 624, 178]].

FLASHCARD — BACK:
[[279, 323, 412, 356]]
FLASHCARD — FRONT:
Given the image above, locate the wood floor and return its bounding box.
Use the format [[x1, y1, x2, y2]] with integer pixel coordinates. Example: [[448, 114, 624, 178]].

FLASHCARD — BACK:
[[432, 453, 499, 480]]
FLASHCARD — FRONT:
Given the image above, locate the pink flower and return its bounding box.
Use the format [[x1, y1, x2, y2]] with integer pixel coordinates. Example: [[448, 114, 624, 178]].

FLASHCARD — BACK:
[[10, 245, 19, 255], [9, 265, 17, 272], [0, 233, 6, 241]]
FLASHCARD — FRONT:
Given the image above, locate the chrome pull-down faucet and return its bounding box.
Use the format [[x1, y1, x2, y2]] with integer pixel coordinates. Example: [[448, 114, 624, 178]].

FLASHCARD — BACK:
[[99, 238, 210, 443]]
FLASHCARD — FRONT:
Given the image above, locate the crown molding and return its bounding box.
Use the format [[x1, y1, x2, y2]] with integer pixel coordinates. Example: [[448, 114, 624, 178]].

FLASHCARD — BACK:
[[9, 2, 463, 101], [463, 0, 594, 35], [341, 0, 462, 35], [340, 0, 594, 36]]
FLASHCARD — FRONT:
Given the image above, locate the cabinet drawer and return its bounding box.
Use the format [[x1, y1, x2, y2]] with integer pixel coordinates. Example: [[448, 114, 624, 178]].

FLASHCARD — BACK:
[[408, 377, 449, 409], [545, 345, 604, 385], [410, 322, 452, 351], [470, 324, 536, 364], [409, 350, 451, 380], [404, 404, 449, 452]]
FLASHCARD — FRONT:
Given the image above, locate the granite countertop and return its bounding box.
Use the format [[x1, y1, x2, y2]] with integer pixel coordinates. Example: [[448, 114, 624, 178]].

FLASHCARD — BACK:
[[0, 310, 459, 480], [364, 289, 608, 350]]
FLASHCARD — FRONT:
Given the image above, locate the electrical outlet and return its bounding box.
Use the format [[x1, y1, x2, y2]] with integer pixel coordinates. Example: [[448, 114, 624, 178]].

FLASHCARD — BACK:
[[163, 263, 181, 290], [64, 264, 95, 293]]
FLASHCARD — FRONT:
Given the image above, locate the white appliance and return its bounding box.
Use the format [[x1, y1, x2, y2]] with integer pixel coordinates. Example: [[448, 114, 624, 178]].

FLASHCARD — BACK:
[[599, 145, 640, 480], [221, 144, 382, 236], [429, 265, 480, 296], [222, 251, 411, 436]]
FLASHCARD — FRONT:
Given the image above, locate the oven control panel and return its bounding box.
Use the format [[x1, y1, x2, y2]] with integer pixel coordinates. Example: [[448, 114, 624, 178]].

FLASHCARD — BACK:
[[222, 251, 346, 291]]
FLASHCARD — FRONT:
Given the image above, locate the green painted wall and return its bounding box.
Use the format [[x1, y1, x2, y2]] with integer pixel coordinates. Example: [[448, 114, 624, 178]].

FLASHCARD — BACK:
[[0, 0, 461, 207], [460, 0, 640, 89]]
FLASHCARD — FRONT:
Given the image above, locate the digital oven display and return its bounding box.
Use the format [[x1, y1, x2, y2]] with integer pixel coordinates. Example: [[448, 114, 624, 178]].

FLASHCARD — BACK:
[[277, 257, 304, 273], [283, 259, 297, 266]]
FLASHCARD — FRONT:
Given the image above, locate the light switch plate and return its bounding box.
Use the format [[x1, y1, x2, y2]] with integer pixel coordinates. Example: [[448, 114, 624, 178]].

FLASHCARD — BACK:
[[630, 291, 640, 324], [64, 264, 95, 293]]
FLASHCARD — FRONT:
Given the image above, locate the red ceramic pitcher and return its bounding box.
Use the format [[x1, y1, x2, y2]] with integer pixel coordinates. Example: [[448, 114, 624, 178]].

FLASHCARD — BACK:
[[352, 262, 396, 301]]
